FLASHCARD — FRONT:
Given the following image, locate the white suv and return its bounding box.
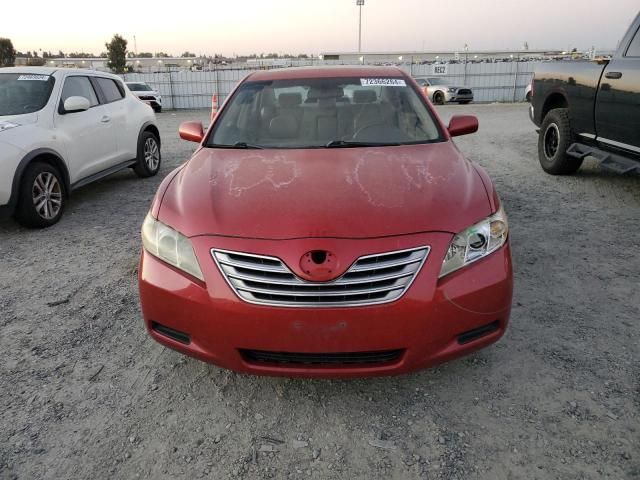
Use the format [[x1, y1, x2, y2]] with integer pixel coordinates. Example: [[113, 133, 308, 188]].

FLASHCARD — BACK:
[[125, 82, 163, 112], [0, 67, 161, 228]]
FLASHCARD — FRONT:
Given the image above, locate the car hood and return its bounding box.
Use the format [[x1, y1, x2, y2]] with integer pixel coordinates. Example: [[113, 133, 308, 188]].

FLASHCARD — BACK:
[[0, 112, 39, 125], [158, 142, 492, 239]]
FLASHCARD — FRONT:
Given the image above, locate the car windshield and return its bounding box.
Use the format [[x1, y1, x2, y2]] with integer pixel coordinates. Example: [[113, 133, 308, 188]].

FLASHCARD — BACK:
[[208, 76, 443, 149], [127, 83, 152, 91], [0, 73, 55, 116], [427, 78, 447, 86]]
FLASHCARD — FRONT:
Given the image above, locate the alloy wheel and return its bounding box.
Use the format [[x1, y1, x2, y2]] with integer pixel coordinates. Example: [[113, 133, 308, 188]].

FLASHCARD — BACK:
[[32, 172, 62, 220], [144, 138, 160, 171]]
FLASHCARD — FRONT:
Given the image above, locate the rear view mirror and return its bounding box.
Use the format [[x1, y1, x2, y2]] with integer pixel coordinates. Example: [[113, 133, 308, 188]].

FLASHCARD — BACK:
[[179, 121, 204, 143], [63, 96, 90, 113], [447, 115, 479, 137]]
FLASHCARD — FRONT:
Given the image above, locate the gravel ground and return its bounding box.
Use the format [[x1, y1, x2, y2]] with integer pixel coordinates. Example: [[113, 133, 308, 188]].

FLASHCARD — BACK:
[[1, 104, 639, 480]]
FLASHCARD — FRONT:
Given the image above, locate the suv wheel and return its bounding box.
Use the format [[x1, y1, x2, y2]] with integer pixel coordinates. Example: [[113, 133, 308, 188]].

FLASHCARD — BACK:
[[134, 131, 161, 178], [537, 108, 583, 175], [14, 162, 66, 228]]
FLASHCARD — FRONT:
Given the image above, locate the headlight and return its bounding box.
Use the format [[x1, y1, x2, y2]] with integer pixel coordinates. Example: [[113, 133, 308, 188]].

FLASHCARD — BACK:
[[142, 213, 204, 281], [0, 122, 20, 132], [439, 204, 509, 278], [448, 88, 456, 93]]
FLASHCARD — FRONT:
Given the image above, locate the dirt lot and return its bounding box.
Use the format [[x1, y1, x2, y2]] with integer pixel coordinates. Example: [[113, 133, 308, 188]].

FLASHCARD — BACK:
[[1, 104, 639, 480]]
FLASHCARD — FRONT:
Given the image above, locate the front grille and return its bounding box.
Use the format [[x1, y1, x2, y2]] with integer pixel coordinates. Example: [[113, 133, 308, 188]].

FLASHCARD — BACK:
[[458, 89, 472, 95], [241, 349, 403, 366], [212, 246, 430, 308]]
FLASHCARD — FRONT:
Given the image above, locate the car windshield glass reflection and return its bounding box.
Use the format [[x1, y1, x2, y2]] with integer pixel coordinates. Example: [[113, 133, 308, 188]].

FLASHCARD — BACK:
[[0, 74, 55, 116], [208, 77, 443, 149]]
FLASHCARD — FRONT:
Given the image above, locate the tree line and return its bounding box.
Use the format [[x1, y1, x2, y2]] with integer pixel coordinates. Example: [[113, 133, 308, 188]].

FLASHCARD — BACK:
[[1, 34, 314, 71]]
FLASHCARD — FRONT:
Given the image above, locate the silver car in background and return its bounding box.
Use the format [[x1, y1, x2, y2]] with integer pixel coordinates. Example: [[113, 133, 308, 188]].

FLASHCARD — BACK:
[[415, 78, 474, 105]]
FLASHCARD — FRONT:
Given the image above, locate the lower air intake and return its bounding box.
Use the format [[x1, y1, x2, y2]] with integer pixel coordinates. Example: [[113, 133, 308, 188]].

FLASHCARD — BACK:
[[240, 349, 404, 366]]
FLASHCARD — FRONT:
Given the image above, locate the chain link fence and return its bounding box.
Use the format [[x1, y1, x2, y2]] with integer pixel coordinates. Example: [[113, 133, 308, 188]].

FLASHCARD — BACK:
[[121, 60, 538, 110]]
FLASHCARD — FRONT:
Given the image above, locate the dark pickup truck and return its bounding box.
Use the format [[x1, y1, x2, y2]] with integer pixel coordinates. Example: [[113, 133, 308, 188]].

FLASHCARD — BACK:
[[530, 12, 640, 175]]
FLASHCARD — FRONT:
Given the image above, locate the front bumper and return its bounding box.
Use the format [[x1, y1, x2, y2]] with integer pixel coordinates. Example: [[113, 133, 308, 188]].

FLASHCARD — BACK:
[[0, 141, 25, 212], [138, 233, 513, 378], [446, 91, 473, 103]]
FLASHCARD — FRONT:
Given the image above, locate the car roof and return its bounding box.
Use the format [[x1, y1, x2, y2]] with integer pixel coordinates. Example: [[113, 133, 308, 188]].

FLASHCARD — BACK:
[[247, 65, 406, 82], [0, 66, 121, 79], [0, 66, 59, 75]]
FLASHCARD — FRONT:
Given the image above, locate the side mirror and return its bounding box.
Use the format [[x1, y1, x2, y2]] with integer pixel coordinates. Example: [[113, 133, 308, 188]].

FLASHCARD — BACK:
[[447, 115, 478, 137], [179, 121, 204, 143], [63, 96, 91, 113]]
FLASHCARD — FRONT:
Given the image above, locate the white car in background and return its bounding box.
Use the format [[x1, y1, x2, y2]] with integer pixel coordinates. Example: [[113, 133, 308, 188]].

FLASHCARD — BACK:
[[0, 67, 161, 228], [415, 77, 474, 105], [125, 82, 163, 112]]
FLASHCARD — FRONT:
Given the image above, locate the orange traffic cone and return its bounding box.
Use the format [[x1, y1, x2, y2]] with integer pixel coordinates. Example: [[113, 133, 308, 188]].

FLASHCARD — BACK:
[[211, 94, 219, 122]]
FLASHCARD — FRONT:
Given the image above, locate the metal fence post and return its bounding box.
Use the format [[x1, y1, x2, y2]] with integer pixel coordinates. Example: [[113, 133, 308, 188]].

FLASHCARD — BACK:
[[168, 70, 175, 110], [512, 54, 519, 102], [215, 66, 220, 106]]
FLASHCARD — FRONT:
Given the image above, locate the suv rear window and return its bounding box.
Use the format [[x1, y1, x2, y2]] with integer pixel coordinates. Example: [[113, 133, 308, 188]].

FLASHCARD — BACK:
[[96, 78, 125, 103], [0, 73, 55, 116]]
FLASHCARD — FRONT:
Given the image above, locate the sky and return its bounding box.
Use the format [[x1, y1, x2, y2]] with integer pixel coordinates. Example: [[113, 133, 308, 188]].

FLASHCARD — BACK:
[[3, 0, 638, 56]]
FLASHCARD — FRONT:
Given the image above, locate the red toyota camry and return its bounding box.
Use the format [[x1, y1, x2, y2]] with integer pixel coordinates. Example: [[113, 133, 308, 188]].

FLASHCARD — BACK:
[[138, 66, 513, 378]]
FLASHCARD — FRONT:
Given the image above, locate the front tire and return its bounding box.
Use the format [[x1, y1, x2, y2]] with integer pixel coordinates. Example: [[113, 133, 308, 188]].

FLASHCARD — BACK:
[[134, 131, 161, 178], [537, 108, 583, 175], [14, 162, 66, 228], [433, 91, 445, 105]]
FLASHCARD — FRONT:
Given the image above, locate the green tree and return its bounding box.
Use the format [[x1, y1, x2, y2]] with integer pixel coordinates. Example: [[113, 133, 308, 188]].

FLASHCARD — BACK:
[[105, 34, 128, 73], [0, 38, 16, 67], [137, 52, 153, 58], [181, 51, 196, 57], [155, 52, 170, 58]]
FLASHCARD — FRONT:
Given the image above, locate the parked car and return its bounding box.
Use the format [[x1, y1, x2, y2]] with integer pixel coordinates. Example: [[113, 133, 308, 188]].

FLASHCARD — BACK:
[[0, 67, 161, 228], [125, 81, 163, 112], [530, 12, 640, 175], [138, 66, 513, 378], [415, 77, 474, 105]]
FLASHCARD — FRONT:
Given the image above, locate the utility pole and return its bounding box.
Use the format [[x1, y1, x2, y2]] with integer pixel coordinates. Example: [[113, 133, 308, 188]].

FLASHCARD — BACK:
[[357, 0, 365, 53]]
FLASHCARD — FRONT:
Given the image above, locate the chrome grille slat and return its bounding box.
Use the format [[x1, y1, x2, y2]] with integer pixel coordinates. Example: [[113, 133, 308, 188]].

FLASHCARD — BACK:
[[224, 265, 417, 287], [212, 246, 430, 308], [234, 282, 405, 297], [349, 250, 425, 272]]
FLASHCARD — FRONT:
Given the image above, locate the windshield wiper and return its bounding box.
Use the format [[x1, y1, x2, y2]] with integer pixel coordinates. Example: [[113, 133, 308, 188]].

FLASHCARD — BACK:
[[325, 140, 401, 148], [209, 142, 264, 149]]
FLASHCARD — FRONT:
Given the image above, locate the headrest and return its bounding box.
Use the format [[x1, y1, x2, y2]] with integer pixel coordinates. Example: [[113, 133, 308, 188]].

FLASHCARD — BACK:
[[307, 87, 342, 101], [353, 89, 377, 104], [278, 93, 302, 108], [269, 114, 298, 139]]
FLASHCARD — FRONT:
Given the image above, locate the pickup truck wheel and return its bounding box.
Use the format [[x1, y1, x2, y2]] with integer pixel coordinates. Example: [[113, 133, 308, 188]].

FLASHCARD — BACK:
[[134, 131, 161, 178], [538, 108, 583, 175], [14, 162, 66, 228]]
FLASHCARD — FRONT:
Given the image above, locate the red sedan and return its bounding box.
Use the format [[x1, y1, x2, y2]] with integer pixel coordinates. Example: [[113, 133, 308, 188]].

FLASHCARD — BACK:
[[138, 66, 513, 378]]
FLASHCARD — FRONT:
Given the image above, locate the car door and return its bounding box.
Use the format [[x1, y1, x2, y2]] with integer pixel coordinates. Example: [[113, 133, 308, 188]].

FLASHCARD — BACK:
[[93, 77, 133, 163], [54, 75, 117, 183], [595, 22, 640, 154]]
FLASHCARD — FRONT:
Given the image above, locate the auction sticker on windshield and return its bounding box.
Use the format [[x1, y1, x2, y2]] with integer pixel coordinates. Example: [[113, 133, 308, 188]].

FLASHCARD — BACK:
[[361, 78, 407, 87], [17, 75, 50, 81]]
